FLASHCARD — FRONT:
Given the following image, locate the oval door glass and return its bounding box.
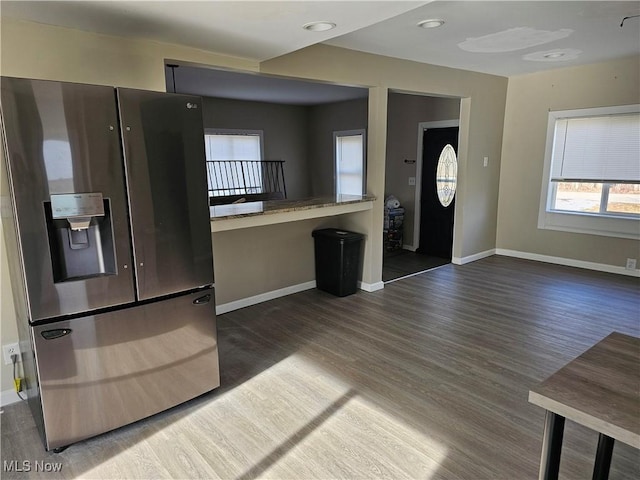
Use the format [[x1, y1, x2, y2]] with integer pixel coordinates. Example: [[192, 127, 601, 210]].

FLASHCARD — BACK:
[[436, 144, 457, 207]]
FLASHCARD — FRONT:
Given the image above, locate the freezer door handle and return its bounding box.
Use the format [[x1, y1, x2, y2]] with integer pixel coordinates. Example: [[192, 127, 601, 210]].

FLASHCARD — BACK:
[[41, 329, 72, 340], [193, 294, 211, 305]]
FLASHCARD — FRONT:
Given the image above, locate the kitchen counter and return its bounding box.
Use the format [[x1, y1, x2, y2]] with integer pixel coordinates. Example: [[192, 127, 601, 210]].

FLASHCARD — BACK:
[[210, 194, 376, 232]]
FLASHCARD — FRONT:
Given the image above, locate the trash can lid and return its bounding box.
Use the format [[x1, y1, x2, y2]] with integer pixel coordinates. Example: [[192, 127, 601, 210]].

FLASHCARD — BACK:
[[312, 228, 364, 242]]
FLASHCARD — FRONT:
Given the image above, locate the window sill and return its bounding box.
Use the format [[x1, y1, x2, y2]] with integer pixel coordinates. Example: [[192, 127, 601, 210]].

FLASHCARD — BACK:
[[538, 210, 640, 240]]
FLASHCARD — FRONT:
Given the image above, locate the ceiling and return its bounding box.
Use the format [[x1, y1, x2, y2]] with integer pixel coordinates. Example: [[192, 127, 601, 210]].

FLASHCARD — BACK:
[[329, 1, 640, 76], [2, 1, 639, 102], [1, 1, 427, 62], [165, 65, 369, 106]]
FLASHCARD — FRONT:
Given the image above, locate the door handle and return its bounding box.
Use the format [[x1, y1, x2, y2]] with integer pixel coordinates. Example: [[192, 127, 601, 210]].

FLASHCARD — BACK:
[[41, 329, 72, 340], [193, 294, 211, 305]]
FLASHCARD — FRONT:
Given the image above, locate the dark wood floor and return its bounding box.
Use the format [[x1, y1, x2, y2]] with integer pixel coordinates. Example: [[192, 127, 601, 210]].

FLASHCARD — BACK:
[[382, 249, 450, 282], [2, 256, 639, 479]]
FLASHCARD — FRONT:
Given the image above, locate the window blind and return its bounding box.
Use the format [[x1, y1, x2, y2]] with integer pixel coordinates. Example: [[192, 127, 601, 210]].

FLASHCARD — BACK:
[[204, 134, 261, 162], [336, 134, 364, 196], [204, 133, 262, 196], [551, 113, 640, 182]]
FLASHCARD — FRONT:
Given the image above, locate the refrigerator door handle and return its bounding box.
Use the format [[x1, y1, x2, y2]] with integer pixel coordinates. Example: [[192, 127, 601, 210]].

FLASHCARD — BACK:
[[192, 294, 211, 305], [41, 329, 73, 340]]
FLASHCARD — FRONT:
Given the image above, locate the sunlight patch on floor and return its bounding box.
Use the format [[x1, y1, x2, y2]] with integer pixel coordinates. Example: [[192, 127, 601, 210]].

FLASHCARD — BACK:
[[255, 393, 450, 479], [220, 353, 450, 479], [80, 352, 449, 479]]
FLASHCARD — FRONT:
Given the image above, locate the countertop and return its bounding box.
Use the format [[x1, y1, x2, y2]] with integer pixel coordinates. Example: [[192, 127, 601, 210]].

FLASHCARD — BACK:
[[210, 194, 376, 220], [210, 194, 376, 232]]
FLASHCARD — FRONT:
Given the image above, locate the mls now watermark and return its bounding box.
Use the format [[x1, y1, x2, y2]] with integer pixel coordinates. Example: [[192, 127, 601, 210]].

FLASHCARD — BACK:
[[4, 460, 63, 473]]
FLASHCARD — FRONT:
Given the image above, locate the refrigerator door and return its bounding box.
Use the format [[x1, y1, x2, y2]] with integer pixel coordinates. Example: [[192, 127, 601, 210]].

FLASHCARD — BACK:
[[33, 288, 219, 451], [117, 88, 213, 300], [0, 77, 135, 321]]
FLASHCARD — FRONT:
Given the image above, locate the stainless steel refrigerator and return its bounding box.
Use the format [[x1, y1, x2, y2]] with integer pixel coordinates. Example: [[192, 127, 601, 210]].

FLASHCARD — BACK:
[[0, 77, 220, 451]]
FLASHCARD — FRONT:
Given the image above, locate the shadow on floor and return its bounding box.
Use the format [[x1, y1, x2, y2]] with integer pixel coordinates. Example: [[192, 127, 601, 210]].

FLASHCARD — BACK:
[[382, 249, 449, 282]]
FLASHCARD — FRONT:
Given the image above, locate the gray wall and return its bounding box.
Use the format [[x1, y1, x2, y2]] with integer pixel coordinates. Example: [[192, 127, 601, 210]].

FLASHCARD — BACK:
[[202, 96, 369, 199], [385, 92, 461, 247], [307, 98, 369, 196], [202, 97, 311, 199]]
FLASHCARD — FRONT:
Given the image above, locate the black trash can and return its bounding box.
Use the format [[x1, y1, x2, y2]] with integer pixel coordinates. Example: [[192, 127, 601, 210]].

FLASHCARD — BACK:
[[312, 228, 364, 297]]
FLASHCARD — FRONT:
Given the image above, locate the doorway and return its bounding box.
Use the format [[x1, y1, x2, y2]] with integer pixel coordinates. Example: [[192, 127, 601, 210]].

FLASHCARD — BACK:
[[382, 91, 461, 283], [382, 123, 458, 283]]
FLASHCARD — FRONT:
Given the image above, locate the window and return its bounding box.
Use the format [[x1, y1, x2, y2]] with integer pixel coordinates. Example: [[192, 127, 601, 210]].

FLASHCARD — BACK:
[[204, 129, 263, 198], [538, 105, 640, 239], [334, 130, 366, 196], [436, 144, 458, 207]]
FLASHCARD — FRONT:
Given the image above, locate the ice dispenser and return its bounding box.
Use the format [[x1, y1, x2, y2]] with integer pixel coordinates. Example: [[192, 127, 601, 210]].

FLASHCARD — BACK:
[[45, 193, 117, 282]]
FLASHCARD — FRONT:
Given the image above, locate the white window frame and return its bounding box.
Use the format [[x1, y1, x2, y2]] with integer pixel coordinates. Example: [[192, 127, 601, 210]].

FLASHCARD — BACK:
[[333, 129, 366, 196], [538, 105, 640, 240], [204, 128, 264, 196]]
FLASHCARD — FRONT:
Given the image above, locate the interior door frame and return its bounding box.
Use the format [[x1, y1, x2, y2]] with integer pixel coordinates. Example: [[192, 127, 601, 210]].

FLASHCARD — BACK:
[[413, 120, 460, 250]]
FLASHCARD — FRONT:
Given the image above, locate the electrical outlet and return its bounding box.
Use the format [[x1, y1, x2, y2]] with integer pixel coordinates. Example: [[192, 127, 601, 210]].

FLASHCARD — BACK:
[[483, 156, 489, 167], [626, 258, 637, 270], [2, 343, 20, 365], [408, 177, 416, 186]]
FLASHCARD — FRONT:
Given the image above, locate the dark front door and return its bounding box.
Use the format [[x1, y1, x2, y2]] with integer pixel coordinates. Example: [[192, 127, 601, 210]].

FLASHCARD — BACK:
[[417, 126, 458, 259]]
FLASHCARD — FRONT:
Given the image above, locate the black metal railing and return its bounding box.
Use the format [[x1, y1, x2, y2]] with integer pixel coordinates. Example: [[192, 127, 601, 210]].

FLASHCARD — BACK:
[[207, 160, 286, 205]]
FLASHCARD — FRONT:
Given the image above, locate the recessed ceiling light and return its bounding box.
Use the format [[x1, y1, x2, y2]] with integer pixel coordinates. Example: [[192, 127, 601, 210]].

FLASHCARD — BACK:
[[543, 52, 565, 59], [523, 49, 582, 62], [302, 21, 336, 32], [418, 19, 445, 29]]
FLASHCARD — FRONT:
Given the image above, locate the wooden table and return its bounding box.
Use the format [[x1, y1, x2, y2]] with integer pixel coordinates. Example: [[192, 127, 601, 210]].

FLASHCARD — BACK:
[[529, 332, 640, 480]]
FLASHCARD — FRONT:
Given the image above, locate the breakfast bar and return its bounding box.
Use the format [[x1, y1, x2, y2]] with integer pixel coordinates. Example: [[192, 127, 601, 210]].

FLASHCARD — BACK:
[[210, 194, 375, 231], [208, 194, 377, 311]]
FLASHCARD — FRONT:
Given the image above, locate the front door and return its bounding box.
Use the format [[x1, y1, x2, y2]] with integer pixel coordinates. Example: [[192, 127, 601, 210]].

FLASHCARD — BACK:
[[417, 127, 459, 258]]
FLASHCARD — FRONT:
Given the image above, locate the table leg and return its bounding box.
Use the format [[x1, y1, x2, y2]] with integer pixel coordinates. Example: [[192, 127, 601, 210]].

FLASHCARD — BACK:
[[592, 433, 614, 480], [538, 411, 565, 480]]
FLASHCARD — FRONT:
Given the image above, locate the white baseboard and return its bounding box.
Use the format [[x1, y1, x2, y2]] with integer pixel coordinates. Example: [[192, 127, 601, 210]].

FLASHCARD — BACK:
[[216, 281, 317, 315], [359, 281, 385, 292], [217, 245, 638, 315], [402, 244, 417, 252], [452, 249, 496, 265], [1, 389, 23, 407], [496, 249, 640, 277]]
